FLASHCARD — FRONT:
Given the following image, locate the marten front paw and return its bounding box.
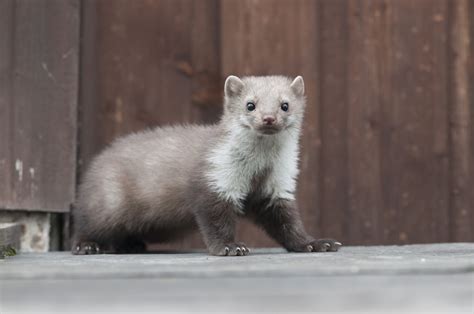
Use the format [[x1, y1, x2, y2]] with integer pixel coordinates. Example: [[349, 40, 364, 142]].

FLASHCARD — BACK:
[[210, 243, 250, 256], [72, 242, 102, 255], [294, 239, 342, 253]]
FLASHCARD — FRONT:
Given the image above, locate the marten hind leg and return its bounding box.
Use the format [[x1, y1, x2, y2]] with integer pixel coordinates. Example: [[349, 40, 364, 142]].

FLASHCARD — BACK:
[[72, 226, 118, 254], [72, 237, 146, 255]]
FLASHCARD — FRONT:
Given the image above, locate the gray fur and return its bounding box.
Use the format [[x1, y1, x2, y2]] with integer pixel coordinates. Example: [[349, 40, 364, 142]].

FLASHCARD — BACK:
[[72, 76, 340, 256]]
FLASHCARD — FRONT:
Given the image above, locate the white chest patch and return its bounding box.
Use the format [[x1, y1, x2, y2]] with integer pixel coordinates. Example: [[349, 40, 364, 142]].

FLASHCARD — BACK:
[[205, 126, 300, 211]]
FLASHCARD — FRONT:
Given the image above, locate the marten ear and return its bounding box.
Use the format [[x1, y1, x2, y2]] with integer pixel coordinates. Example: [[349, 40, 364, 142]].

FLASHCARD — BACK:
[[224, 75, 244, 97], [290, 76, 305, 97]]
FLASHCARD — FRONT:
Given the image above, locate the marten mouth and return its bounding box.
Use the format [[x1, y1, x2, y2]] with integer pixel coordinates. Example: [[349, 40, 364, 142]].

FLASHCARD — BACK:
[[257, 126, 281, 135]]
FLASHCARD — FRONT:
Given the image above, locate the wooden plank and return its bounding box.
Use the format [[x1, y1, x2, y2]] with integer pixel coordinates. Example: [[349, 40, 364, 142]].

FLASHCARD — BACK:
[[345, 0, 386, 244], [80, 0, 195, 168], [100, 0, 193, 131], [79, 0, 222, 165], [383, 0, 449, 244], [78, 0, 100, 174], [448, 0, 472, 241], [469, 0, 474, 242], [318, 0, 349, 243], [190, 0, 222, 124], [220, 0, 321, 246], [0, 0, 79, 212], [0, 0, 14, 211]]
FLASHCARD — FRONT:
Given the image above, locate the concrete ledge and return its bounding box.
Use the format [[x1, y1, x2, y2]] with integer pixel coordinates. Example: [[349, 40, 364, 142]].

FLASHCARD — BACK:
[[1, 243, 473, 279], [0, 223, 21, 258], [1, 243, 473, 313]]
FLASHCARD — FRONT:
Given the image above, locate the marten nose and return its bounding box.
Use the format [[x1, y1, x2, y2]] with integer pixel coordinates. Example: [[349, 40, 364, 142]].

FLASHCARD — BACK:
[[262, 116, 276, 125]]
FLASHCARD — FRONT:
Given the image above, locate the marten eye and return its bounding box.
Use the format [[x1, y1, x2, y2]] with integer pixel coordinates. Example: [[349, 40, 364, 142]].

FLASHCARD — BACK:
[[281, 102, 289, 112], [246, 102, 256, 111]]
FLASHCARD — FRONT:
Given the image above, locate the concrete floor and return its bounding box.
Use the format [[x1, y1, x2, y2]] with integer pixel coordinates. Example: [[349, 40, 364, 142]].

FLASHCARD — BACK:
[[1, 243, 473, 313]]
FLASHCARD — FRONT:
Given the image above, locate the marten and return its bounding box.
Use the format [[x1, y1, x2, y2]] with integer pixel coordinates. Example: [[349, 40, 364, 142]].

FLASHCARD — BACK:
[[72, 75, 341, 256]]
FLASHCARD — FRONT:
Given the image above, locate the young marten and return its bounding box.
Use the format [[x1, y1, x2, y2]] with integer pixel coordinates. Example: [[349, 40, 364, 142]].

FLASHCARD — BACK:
[[72, 75, 341, 256]]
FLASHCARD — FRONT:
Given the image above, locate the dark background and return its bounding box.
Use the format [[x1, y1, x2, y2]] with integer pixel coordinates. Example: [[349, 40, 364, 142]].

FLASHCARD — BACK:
[[1, 0, 473, 250]]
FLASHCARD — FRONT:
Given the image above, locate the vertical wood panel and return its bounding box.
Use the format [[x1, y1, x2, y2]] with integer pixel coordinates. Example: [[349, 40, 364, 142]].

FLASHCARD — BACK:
[[0, 0, 14, 210], [469, 0, 474, 242], [345, 0, 386, 244], [220, 0, 321, 246], [190, 0, 222, 124], [449, 0, 472, 241], [80, 0, 221, 167], [383, 0, 449, 244], [78, 0, 100, 175], [98, 0, 193, 142], [82, 0, 195, 169], [0, 0, 79, 212], [319, 0, 349, 242]]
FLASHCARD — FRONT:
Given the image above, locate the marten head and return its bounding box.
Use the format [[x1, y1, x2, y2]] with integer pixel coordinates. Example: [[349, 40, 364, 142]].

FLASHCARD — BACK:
[[223, 75, 306, 135]]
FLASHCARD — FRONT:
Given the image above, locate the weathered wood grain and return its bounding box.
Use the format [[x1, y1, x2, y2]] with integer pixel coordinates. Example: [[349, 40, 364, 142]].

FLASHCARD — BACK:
[[318, 0, 349, 242], [449, 0, 472, 241], [468, 0, 474, 243], [470, 0, 474, 244], [79, 0, 222, 168], [383, 0, 450, 244], [345, 0, 386, 244], [0, 0, 79, 212], [190, 0, 222, 124], [0, 0, 15, 211], [78, 0, 100, 176]]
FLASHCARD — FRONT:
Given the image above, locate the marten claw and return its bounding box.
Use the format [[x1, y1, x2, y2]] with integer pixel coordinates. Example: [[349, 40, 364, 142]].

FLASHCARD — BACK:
[[299, 239, 341, 253], [237, 243, 249, 256], [316, 239, 341, 252], [72, 242, 102, 255], [213, 243, 250, 256]]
